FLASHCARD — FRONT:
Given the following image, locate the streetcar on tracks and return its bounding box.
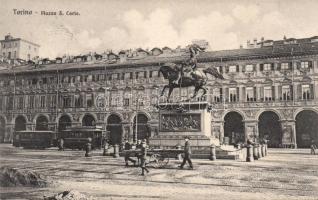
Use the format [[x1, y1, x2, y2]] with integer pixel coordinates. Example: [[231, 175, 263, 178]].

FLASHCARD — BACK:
[[58, 126, 104, 150], [13, 130, 57, 149]]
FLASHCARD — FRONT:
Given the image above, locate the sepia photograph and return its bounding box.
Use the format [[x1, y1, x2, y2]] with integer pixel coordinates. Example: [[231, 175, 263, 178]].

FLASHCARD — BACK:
[[0, 0, 317, 199]]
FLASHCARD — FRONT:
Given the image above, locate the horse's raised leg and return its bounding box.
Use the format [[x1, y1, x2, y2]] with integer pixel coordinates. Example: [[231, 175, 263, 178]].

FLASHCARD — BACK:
[[191, 87, 199, 99], [161, 85, 168, 96], [167, 86, 174, 102]]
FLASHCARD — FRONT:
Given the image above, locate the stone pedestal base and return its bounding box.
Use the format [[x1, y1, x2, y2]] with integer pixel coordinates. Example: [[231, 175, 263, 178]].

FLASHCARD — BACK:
[[149, 134, 212, 150]]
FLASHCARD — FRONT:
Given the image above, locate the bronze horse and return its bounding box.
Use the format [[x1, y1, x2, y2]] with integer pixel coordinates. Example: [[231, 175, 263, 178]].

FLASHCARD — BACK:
[[159, 63, 224, 101]]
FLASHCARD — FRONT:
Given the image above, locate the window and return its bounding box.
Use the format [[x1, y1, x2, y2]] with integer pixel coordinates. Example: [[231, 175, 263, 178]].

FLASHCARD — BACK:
[[264, 87, 272, 101], [124, 98, 130, 106], [245, 65, 253, 72], [14, 51, 16, 59], [264, 64, 272, 71], [149, 71, 153, 78], [42, 77, 47, 84], [40, 96, 46, 108], [51, 95, 56, 108], [86, 94, 93, 107], [17, 97, 24, 109], [229, 65, 237, 73], [229, 88, 237, 102], [246, 87, 255, 102], [281, 63, 289, 70], [75, 94, 82, 107], [144, 71, 147, 78], [7, 96, 13, 110], [0, 97, 3, 111], [213, 88, 222, 102], [302, 85, 311, 100], [301, 61, 309, 69], [29, 96, 34, 108], [135, 72, 139, 79], [63, 96, 71, 108], [282, 85, 291, 100], [130, 72, 133, 79]]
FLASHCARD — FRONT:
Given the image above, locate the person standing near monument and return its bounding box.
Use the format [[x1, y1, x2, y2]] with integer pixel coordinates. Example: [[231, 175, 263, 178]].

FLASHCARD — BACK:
[[140, 140, 149, 175], [179, 136, 193, 169], [310, 140, 317, 155]]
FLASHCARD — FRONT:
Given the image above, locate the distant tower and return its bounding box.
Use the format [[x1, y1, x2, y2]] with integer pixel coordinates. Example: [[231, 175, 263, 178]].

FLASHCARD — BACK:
[[0, 34, 40, 61]]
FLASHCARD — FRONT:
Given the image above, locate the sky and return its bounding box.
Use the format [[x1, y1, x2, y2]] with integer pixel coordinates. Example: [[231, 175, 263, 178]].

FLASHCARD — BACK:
[[0, 0, 317, 58]]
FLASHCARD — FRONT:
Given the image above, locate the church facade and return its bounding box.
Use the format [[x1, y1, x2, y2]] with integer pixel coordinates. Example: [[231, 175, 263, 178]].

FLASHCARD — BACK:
[[0, 36, 318, 148]]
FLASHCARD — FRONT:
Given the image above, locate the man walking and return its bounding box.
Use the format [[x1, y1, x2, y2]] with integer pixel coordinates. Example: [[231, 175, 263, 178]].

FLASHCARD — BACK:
[[310, 140, 317, 155], [140, 140, 149, 176], [179, 136, 193, 169]]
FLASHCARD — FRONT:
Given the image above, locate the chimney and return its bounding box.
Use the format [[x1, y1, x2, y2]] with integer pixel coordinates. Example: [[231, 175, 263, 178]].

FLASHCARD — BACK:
[[283, 35, 287, 40], [239, 44, 243, 49], [253, 38, 257, 45], [261, 37, 264, 42]]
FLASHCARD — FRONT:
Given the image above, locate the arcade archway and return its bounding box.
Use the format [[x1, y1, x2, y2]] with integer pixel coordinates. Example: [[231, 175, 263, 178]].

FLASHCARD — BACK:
[[107, 114, 122, 145], [258, 111, 282, 147], [296, 110, 318, 148], [15, 116, 26, 131], [224, 112, 244, 144], [58, 115, 72, 131], [133, 114, 150, 142], [0, 117, 5, 143], [36, 115, 49, 130], [82, 114, 96, 127]]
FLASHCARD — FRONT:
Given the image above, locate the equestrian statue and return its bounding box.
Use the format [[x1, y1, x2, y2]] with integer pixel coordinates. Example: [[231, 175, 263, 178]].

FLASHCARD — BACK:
[[159, 44, 224, 101]]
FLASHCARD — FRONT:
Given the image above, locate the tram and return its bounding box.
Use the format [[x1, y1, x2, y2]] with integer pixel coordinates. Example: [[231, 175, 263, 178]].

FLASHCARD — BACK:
[[13, 130, 57, 149], [58, 126, 104, 150]]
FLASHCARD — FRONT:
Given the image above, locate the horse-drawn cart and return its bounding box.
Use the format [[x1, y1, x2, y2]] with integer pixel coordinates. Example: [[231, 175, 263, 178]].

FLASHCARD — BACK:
[[122, 149, 184, 168]]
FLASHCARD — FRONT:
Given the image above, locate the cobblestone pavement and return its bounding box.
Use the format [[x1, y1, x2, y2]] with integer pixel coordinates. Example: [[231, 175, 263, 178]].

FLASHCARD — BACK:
[[0, 144, 317, 200]]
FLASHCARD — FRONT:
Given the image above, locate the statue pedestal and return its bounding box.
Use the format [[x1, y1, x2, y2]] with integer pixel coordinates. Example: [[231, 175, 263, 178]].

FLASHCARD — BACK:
[[149, 102, 213, 151]]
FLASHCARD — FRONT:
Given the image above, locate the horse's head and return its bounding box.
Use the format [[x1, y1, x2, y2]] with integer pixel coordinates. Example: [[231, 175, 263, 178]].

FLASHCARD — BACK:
[[203, 66, 224, 80], [159, 63, 179, 80]]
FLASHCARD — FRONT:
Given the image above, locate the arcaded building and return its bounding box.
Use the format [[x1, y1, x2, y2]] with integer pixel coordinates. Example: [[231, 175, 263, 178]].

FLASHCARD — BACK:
[[0, 36, 317, 148]]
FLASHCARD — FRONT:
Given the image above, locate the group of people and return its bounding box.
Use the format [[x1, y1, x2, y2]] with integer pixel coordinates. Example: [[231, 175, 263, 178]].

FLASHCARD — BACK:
[[124, 139, 149, 176], [124, 136, 194, 176]]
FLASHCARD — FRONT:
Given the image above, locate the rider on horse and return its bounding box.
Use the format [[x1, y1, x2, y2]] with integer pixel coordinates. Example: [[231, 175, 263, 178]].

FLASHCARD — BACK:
[[173, 44, 203, 85]]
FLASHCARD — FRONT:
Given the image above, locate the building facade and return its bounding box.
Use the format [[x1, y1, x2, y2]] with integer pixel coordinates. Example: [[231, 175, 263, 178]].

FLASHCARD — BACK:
[[0, 36, 317, 148], [0, 34, 40, 61]]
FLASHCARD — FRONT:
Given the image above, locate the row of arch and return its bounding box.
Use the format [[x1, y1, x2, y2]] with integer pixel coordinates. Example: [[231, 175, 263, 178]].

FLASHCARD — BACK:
[[224, 110, 318, 148], [0, 113, 151, 145]]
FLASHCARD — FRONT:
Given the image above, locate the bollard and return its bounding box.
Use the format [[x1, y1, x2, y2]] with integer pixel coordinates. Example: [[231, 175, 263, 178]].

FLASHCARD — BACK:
[[113, 144, 119, 158], [246, 144, 254, 162], [210, 144, 216, 161], [253, 144, 258, 160], [85, 138, 92, 157], [264, 143, 268, 156], [176, 145, 182, 160], [103, 142, 109, 156], [261, 144, 265, 157], [258, 144, 262, 158]]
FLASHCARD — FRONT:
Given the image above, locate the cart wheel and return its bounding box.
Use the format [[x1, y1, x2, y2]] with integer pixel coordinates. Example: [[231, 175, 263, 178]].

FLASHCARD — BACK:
[[149, 153, 169, 168]]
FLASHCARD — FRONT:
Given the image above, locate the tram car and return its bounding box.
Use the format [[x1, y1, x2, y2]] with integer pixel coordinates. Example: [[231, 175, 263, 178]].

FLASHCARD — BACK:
[[13, 130, 57, 149], [58, 126, 104, 150]]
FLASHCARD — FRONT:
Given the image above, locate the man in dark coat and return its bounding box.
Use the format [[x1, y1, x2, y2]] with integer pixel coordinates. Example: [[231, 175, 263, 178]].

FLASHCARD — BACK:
[[179, 136, 193, 169], [140, 140, 149, 175], [124, 139, 136, 167]]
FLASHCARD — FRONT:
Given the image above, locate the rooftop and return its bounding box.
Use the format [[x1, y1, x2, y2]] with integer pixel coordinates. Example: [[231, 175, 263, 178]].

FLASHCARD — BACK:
[[0, 35, 317, 75]]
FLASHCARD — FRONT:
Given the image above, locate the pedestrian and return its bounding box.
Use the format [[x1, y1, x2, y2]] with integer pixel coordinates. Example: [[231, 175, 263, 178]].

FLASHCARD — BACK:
[[124, 139, 136, 167], [179, 136, 193, 170], [135, 139, 142, 165], [310, 140, 317, 155], [140, 140, 149, 176], [58, 138, 64, 151]]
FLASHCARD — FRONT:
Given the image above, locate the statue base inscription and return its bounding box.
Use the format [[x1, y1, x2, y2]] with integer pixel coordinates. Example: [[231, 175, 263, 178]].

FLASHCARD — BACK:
[[149, 102, 213, 150]]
